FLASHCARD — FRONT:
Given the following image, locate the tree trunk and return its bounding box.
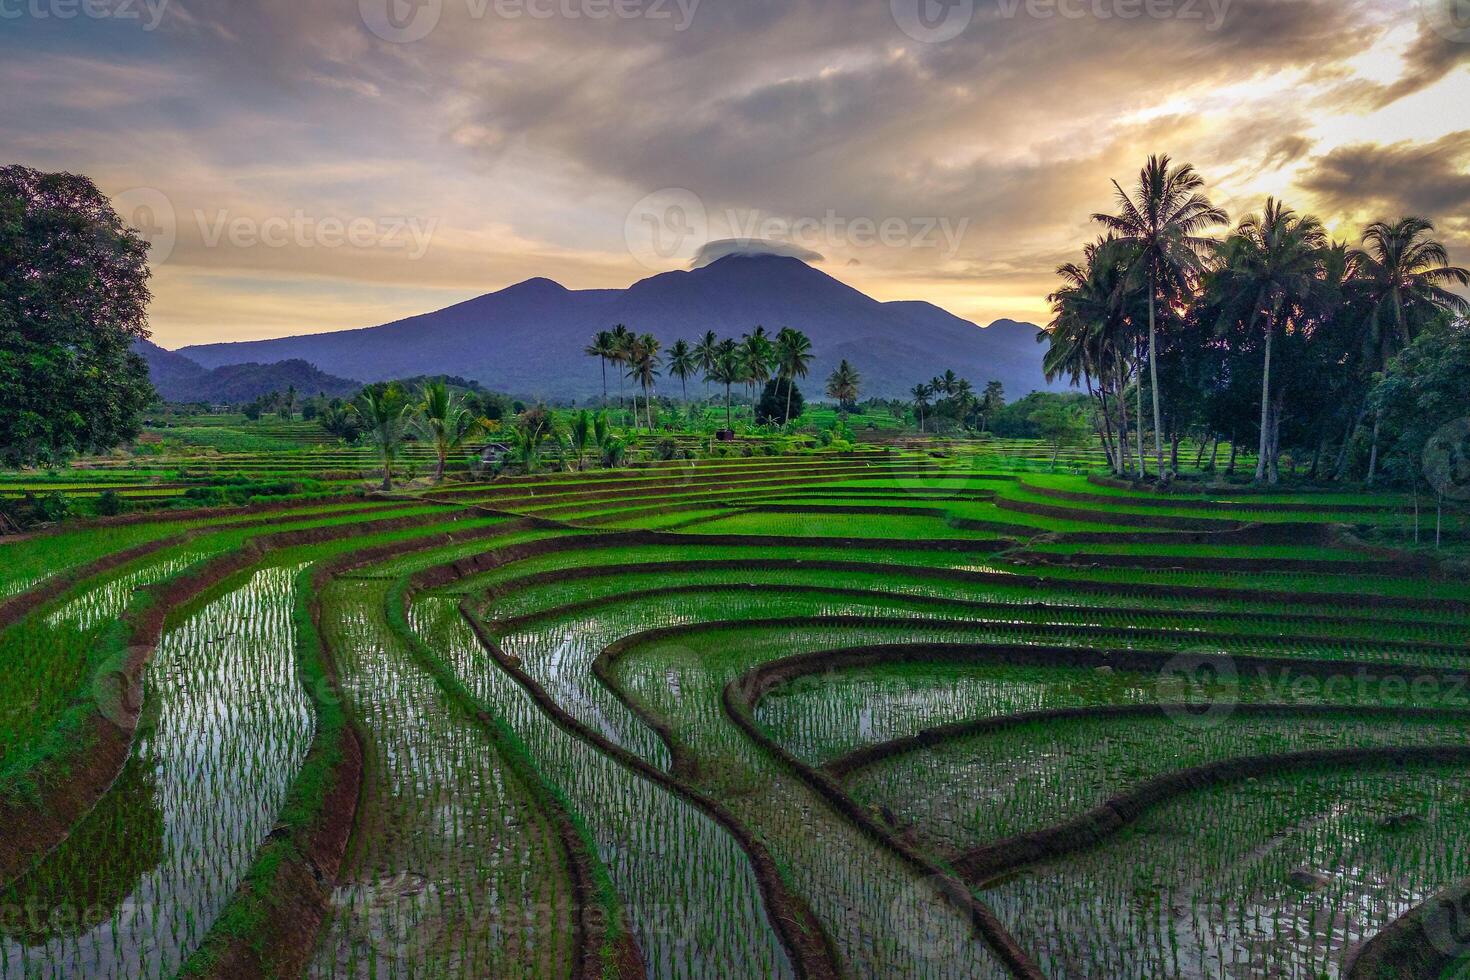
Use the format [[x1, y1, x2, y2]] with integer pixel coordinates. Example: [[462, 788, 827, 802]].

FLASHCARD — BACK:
[[1334, 398, 1367, 480], [1267, 391, 1284, 485], [725, 383, 733, 431], [1209, 435, 1220, 471], [1194, 436, 1208, 469], [784, 377, 793, 427], [1147, 270, 1165, 482], [1134, 360, 1146, 480], [1367, 415, 1381, 484], [1255, 308, 1275, 483], [1170, 427, 1180, 476], [1227, 432, 1238, 476]]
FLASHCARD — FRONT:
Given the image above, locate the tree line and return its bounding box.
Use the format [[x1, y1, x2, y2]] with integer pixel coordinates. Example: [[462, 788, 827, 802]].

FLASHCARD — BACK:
[[1045, 155, 1469, 485], [585, 325, 865, 429]]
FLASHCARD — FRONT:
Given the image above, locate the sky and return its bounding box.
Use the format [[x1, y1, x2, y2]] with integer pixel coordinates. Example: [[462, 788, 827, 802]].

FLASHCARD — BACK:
[[2, 0, 1468, 348]]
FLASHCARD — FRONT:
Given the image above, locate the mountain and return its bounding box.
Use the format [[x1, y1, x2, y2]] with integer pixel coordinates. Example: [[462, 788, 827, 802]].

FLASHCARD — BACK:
[[133, 339, 362, 403], [178, 255, 1063, 401]]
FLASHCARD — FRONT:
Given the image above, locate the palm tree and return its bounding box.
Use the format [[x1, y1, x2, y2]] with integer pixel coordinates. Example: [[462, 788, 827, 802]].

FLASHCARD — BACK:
[[352, 382, 410, 491], [910, 382, 933, 432], [694, 330, 720, 402], [774, 327, 814, 427], [709, 338, 743, 432], [608, 324, 634, 423], [1045, 237, 1139, 475], [1350, 216, 1470, 480], [826, 360, 861, 411], [1094, 155, 1226, 481], [740, 327, 775, 418], [667, 339, 696, 403], [1211, 199, 1328, 483], [414, 379, 486, 482], [935, 370, 959, 397], [568, 410, 593, 469], [584, 330, 617, 402], [627, 333, 662, 431]]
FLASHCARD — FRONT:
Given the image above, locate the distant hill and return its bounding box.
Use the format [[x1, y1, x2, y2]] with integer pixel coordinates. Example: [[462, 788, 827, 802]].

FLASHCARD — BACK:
[[178, 254, 1063, 402], [133, 339, 362, 403]]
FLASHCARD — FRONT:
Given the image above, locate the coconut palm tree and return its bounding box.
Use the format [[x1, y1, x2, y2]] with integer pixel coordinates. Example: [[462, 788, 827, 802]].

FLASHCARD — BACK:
[[694, 330, 720, 402], [608, 324, 634, 423], [625, 333, 662, 431], [1349, 216, 1470, 480], [667, 339, 696, 403], [352, 382, 410, 491], [741, 328, 775, 418], [568, 409, 593, 469], [1094, 155, 1226, 482], [1211, 199, 1328, 483], [826, 360, 861, 411], [774, 327, 813, 427], [709, 338, 743, 432], [584, 330, 617, 402], [414, 379, 486, 482], [910, 382, 933, 432], [1045, 237, 1138, 475]]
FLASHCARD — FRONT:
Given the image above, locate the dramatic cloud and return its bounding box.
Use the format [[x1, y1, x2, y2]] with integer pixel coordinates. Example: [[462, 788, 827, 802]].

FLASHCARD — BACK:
[[0, 0, 1463, 344]]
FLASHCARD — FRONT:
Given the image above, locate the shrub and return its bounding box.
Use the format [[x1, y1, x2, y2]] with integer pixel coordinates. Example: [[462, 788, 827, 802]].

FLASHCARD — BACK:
[[94, 490, 126, 517]]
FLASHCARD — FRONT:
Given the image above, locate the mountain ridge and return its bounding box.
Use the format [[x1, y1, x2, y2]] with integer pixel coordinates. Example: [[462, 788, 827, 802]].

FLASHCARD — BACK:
[[177, 255, 1062, 401]]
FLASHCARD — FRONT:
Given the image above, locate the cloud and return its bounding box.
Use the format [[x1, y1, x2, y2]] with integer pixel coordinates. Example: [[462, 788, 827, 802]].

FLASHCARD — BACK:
[[1300, 132, 1470, 218], [691, 239, 825, 267]]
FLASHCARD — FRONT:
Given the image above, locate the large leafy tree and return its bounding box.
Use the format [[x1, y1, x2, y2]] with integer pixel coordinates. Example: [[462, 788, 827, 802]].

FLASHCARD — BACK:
[[0, 166, 156, 466], [1094, 155, 1226, 482]]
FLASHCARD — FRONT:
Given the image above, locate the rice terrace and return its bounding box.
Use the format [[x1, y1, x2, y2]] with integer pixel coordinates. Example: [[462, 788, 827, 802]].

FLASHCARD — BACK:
[[5, 1, 1470, 977]]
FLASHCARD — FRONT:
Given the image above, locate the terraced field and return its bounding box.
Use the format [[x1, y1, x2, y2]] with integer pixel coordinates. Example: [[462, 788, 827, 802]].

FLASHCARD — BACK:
[[2, 446, 1466, 979]]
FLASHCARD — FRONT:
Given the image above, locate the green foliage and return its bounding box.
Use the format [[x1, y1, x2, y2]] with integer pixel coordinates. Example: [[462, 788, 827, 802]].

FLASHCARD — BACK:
[[757, 378, 804, 426], [1372, 323, 1470, 497], [0, 166, 155, 466]]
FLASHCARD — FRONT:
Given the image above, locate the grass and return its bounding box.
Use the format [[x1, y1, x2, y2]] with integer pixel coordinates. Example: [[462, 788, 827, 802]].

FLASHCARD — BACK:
[[2, 424, 1466, 978]]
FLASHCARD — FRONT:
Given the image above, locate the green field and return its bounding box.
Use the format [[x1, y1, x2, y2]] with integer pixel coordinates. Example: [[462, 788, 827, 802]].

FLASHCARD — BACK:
[[1, 428, 1466, 980]]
